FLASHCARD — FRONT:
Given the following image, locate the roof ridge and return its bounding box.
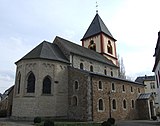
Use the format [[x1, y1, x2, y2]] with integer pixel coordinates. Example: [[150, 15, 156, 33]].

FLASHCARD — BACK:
[[39, 41, 46, 58], [55, 36, 117, 67]]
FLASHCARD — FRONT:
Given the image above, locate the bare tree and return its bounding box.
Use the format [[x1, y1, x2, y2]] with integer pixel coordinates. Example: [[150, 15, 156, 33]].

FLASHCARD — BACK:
[[118, 54, 126, 79]]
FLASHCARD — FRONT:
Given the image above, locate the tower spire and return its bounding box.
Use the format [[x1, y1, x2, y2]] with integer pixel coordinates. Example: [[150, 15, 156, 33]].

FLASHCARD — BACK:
[[96, 1, 98, 13]]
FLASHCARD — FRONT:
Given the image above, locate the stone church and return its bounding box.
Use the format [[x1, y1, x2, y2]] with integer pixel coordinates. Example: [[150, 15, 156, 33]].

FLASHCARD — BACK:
[[12, 14, 155, 121]]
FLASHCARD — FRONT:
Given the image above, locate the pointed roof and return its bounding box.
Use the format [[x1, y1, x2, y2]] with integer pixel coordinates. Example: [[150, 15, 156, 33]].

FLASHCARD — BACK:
[[16, 41, 69, 64], [81, 14, 116, 41]]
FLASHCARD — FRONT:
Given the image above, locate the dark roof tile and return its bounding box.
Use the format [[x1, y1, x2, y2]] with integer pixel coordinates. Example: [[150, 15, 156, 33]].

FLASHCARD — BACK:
[[137, 93, 152, 100], [54, 36, 117, 67], [81, 14, 116, 41], [16, 41, 69, 64], [135, 75, 155, 84]]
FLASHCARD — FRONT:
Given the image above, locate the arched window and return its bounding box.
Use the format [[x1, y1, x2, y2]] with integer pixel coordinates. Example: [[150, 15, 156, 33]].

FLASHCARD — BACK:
[[131, 86, 133, 92], [122, 85, 125, 92], [72, 96, 78, 106], [98, 99, 104, 111], [88, 40, 96, 51], [123, 99, 127, 109], [111, 83, 115, 91], [27, 72, 35, 93], [80, 63, 84, 70], [131, 100, 134, 108], [104, 69, 107, 75], [111, 71, 113, 76], [74, 81, 79, 90], [17, 72, 21, 94], [107, 41, 113, 54], [90, 65, 93, 72], [43, 76, 51, 94], [98, 81, 103, 90], [112, 99, 116, 110]]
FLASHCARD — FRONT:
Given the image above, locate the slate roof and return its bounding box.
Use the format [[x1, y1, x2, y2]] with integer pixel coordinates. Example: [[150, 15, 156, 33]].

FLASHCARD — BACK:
[[137, 93, 152, 100], [81, 14, 116, 41], [135, 75, 155, 84], [54, 36, 117, 67], [16, 41, 69, 64], [1, 85, 14, 101], [68, 66, 144, 86]]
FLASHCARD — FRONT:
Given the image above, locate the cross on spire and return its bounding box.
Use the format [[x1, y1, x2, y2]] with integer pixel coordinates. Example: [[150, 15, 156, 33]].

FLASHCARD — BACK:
[[96, 1, 98, 13]]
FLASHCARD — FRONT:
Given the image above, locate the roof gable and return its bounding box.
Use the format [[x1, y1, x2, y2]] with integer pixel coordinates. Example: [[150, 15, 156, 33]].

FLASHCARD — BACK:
[[81, 14, 115, 41], [16, 41, 69, 63], [54, 36, 117, 67]]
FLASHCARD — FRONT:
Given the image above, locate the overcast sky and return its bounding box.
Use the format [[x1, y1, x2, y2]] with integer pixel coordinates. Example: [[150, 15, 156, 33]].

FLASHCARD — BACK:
[[0, 0, 159, 93]]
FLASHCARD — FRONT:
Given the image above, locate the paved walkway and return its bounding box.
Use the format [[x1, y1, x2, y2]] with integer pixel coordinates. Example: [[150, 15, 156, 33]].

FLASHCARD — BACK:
[[0, 118, 160, 126], [0, 118, 33, 126], [117, 120, 160, 126]]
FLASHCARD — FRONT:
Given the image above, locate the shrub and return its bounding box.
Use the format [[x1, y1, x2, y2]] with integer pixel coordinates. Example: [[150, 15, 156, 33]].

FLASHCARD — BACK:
[[44, 120, 54, 126], [151, 116, 157, 120], [34, 117, 42, 124], [101, 121, 111, 126], [157, 112, 160, 117], [0, 109, 7, 117], [107, 118, 115, 125]]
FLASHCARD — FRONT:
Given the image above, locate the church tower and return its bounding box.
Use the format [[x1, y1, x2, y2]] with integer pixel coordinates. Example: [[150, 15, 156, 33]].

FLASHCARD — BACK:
[[81, 14, 118, 65]]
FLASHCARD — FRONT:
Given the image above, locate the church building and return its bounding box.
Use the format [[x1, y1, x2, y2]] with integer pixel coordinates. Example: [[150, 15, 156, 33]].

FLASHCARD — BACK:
[[12, 14, 155, 121]]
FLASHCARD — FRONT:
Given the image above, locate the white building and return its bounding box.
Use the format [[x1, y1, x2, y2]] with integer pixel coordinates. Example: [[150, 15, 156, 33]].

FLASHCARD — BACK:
[[153, 31, 160, 113], [135, 75, 159, 112]]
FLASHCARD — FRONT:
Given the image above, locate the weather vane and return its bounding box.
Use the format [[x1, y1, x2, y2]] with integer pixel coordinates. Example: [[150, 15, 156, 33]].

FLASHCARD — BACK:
[[96, 1, 98, 13]]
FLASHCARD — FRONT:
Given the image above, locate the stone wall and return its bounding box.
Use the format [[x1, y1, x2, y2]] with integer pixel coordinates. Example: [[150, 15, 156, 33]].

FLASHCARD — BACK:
[[71, 54, 118, 77], [137, 100, 150, 119], [12, 59, 69, 118], [91, 75, 145, 121], [68, 67, 92, 121]]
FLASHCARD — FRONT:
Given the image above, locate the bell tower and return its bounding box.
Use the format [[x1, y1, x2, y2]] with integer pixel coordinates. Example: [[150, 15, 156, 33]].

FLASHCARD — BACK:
[[81, 14, 118, 65]]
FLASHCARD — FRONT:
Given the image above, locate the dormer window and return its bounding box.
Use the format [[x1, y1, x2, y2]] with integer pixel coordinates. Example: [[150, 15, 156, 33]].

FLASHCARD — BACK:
[[107, 40, 113, 54], [88, 40, 96, 51]]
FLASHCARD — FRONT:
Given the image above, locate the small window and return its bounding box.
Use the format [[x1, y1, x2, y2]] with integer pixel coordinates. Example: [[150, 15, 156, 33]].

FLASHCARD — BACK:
[[98, 81, 103, 90], [131, 100, 134, 108], [122, 85, 125, 92], [17, 72, 21, 94], [111, 83, 115, 91], [98, 99, 104, 111], [80, 63, 84, 70], [150, 82, 155, 89], [111, 71, 113, 76], [72, 96, 78, 106], [75, 81, 79, 90], [131, 86, 133, 92], [138, 88, 140, 93], [90, 65, 93, 72], [123, 99, 127, 109], [112, 99, 116, 110], [104, 69, 107, 75], [107, 40, 113, 54]]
